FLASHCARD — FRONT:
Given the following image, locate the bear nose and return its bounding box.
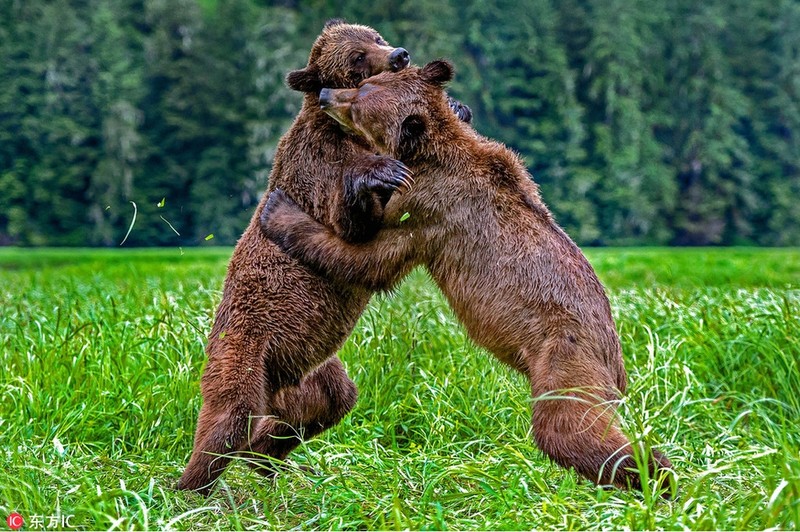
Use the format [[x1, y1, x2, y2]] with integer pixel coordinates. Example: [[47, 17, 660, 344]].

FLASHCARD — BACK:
[[319, 88, 333, 109], [389, 48, 410, 71]]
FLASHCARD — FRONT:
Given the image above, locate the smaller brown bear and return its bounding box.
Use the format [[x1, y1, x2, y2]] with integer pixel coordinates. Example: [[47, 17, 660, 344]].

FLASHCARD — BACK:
[[260, 61, 675, 495], [177, 20, 413, 495]]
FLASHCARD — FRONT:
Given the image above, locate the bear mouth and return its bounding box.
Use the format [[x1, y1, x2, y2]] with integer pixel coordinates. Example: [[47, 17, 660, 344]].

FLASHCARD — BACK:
[[319, 88, 359, 133], [325, 112, 356, 134]]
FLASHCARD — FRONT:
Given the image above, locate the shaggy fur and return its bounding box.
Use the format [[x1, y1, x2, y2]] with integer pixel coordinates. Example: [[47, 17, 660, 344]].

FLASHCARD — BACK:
[[261, 61, 674, 494], [177, 20, 415, 495]]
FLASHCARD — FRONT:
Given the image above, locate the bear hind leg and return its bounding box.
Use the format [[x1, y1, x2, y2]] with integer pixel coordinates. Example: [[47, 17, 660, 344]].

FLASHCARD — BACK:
[[526, 342, 673, 495], [177, 395, 266, 495], [242, 356, 358, 476]]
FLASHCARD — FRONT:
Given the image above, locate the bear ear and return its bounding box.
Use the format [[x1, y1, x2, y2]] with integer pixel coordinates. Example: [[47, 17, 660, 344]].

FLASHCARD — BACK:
[[399, 114, 427, 159], [324, 18, 346, 28], [286, 65, 322, 93], [401, 115, 426, 138], [420, 60, 454, 87], [400, 115, 427, 149]]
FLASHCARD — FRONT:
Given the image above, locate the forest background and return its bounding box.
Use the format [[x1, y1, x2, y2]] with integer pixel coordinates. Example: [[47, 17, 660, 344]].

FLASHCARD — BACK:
[[1, 0, 798, 247]]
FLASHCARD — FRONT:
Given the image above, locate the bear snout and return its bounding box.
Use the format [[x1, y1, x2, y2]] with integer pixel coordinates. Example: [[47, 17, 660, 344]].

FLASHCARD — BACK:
[[319, 87, 359, 130], [389, 48, 410, 71], [319, 87, 358, 110], [319, 88, 334, 109]]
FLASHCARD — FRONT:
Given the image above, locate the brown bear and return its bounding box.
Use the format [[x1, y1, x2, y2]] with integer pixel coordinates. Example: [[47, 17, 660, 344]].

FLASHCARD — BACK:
[[260, 60, 675, 495], [176, 20, 416, 495]]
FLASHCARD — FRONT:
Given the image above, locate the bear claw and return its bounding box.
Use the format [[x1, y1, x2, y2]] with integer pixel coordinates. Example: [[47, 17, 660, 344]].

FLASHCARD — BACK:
[[360, 157, 414, 197]]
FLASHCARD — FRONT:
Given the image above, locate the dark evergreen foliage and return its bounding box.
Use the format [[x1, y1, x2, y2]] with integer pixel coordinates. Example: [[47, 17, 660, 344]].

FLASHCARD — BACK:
[[1, 0, 797, 246]]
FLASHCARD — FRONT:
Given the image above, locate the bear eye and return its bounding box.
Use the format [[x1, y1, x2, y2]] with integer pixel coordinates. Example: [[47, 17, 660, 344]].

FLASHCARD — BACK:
[[354, 53, 365, 64]]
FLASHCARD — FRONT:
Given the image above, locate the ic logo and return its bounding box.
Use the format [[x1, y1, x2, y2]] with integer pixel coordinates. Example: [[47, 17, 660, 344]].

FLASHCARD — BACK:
[[6, 513, 23, 531]]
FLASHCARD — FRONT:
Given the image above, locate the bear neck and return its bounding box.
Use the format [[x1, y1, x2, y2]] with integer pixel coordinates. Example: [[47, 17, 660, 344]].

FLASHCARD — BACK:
[[300, 93, 328, 120], [415, 111, 475, 168]]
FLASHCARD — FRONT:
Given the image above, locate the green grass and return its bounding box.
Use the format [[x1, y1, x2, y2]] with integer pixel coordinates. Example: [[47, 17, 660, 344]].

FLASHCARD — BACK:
[[1, 247, 798, 530]]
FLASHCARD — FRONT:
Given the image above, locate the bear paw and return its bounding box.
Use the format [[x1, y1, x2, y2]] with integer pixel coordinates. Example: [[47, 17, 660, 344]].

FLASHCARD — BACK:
[[447, 96, 473, 124], [260, 188, 301, 245], [355, 155, 414, 204]]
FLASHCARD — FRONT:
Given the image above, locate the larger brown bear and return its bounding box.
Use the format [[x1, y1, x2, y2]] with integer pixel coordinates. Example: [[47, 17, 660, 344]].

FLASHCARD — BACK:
[[177, 20, 417, 495], [260, 61, 675, 495]]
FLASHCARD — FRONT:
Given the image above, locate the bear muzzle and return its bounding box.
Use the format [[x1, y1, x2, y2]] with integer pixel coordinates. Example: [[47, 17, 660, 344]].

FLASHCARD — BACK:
[[389, 48, 410, 72], [319, 87, 360, 132], [319, 87, 358, 110]]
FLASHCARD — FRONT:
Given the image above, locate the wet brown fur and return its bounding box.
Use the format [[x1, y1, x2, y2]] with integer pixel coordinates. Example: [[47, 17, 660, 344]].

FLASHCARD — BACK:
[[261, 61, 675, 495], [177, 20, 414, 495]]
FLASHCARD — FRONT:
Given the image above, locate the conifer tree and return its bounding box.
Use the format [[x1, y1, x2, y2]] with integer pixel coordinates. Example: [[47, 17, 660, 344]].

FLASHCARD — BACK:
[[0, 0, 798, 246]]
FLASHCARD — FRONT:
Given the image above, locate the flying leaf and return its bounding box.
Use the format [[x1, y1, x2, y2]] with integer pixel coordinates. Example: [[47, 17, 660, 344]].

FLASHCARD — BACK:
[[119, 201, 137, 246], [157, 198, 165, 208], [400, 212, 411, 222], [160, 215, 180, 236], [205, 234, 214, 241]]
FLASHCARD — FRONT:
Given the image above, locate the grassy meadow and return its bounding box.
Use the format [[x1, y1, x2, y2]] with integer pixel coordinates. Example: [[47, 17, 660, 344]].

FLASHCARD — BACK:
[[0, 247, 798, 530]]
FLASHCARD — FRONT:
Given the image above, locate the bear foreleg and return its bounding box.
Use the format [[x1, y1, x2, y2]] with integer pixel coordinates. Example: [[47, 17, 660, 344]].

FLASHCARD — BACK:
[[261, 188, 418, 291], [336, 154, 413, 243]]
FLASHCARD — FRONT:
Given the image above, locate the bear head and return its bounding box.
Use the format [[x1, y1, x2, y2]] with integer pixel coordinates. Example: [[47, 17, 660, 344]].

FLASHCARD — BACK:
[[287, 19, 410, 93], [318, 60, 455, 162]]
